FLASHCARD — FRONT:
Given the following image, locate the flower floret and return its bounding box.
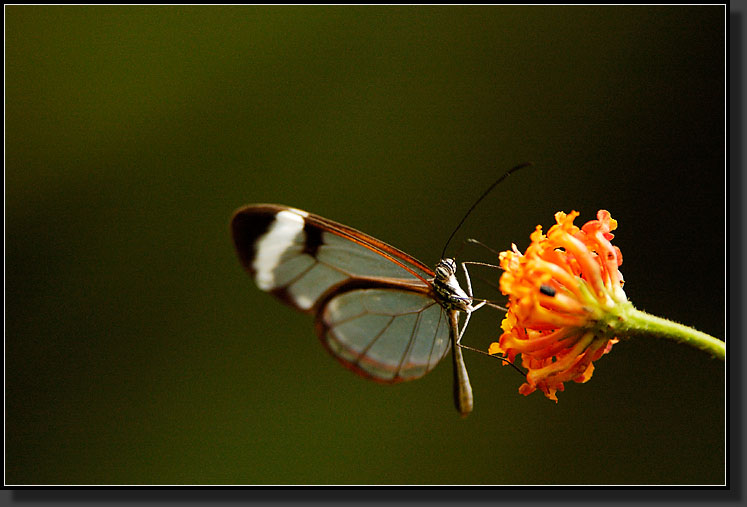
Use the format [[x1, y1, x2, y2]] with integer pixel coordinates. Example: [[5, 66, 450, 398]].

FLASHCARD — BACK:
[[490, 210, 627, 401]]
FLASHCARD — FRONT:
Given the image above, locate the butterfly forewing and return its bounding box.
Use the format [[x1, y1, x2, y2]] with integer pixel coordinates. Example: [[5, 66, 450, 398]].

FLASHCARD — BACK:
[[231, 204, 454, 384], [232, 205, 434, 311]]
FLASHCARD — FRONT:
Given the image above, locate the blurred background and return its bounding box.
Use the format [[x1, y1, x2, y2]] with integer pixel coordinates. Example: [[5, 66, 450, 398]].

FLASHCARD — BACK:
[[6, 6, 725, 485]]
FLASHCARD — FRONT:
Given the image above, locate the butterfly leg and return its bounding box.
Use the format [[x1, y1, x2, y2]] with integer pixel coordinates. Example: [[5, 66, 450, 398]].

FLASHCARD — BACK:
[[461, 260, 500, 301], [456, 261, 486, 345]]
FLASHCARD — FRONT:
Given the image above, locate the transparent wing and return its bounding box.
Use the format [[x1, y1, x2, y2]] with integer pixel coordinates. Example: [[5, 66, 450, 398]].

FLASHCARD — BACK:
[[316, 287, 453, 383], [232, 205, 434, 312]]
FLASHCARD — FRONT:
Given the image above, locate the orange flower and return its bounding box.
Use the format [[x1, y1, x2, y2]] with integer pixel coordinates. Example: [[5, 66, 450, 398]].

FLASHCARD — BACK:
[[490, 210, 629, 402]]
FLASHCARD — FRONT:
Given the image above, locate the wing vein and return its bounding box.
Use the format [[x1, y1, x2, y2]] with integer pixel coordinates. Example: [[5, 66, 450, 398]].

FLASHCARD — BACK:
[[439, 311, 455, 363], [394, 309, 423, 381], [427, 309, 446, 370], [352, 315, 396, 368], [327, 311, 368, 328], [280, 258, 318, 288]]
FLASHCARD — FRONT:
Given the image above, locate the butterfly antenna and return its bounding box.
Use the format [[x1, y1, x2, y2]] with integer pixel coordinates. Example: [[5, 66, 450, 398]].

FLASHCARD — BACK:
[[466, 238, 502, 257], [441, 162, 531, 259]]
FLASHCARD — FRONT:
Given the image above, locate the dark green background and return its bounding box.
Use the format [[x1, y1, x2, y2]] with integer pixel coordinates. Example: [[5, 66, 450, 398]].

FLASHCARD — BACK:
[[6, 6, 725, 485]]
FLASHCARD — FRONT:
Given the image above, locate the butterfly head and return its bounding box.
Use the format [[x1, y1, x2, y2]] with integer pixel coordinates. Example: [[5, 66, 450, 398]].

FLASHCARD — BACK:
[[433, 258, 472, 312]]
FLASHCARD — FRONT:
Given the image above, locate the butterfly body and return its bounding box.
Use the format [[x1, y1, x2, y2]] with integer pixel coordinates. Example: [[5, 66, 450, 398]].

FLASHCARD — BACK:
[[231, 204, 478, 415]]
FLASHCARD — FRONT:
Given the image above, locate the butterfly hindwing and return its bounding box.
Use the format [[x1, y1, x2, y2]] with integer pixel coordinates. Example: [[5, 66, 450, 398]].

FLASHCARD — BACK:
[[314, 280, 452, 383]]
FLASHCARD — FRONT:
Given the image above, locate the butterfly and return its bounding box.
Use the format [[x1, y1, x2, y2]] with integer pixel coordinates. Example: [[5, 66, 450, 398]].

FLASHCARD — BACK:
[[231, 204, 488, 416]]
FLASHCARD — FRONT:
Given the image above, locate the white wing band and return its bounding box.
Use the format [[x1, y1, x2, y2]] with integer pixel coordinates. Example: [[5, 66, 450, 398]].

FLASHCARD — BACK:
[[253, 209, 307, 291]]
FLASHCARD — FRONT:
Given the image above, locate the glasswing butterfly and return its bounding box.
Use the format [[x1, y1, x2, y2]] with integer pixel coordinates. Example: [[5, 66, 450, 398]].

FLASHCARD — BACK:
[[231, 165, 526, 417]]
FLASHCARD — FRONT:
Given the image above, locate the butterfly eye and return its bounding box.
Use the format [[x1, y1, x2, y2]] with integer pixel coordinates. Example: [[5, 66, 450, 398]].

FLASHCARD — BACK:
[[436, 259, 456, 278], [436, 258, 457, 279]]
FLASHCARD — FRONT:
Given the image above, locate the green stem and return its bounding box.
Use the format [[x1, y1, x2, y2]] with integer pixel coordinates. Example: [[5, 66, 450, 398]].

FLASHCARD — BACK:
[[613, 304, 725, 360]]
